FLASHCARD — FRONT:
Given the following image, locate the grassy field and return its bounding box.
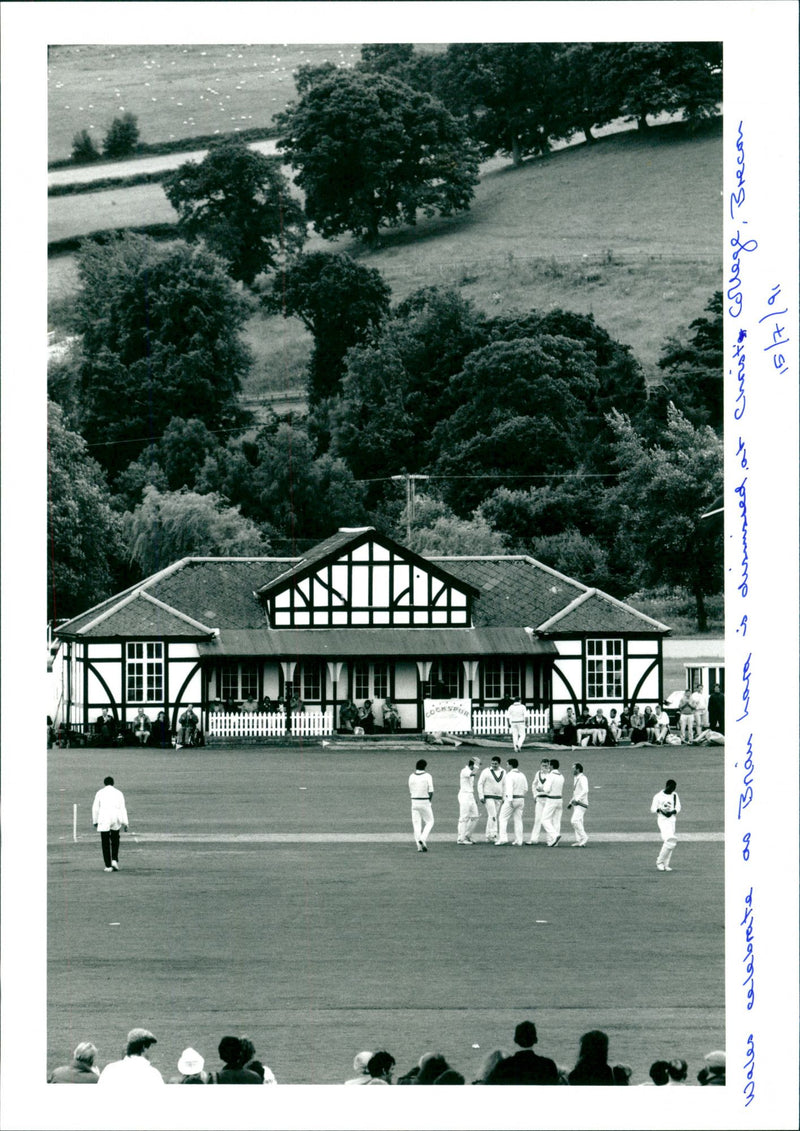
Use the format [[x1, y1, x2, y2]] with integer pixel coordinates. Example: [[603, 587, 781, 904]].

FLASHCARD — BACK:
[[47, 43, 363, 160], [48, 742, 724, 1091], [48, 119, 722, 401]]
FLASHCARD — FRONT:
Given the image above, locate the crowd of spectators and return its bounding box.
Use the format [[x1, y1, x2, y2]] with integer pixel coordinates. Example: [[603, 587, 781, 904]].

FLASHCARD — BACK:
[[48, 1023, 725, 1089]]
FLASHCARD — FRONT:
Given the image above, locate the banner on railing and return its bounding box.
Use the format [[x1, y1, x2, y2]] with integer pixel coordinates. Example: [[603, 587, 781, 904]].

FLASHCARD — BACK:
[[423, 698, 472, 733]]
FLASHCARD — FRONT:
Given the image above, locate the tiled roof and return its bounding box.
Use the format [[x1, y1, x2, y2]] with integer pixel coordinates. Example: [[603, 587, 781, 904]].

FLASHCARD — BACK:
[[55, 546, 669, 640], [537, 589, 670, 634], [431, 556, 586, 629], [79, 593, 213, 638]]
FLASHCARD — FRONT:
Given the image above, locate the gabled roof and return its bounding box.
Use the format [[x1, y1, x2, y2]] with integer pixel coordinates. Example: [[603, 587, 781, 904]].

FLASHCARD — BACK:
[[56, 558, 295, 639], [257, 527, 480, 599], [54, 543, 669, 640], [431, 555, 587, 629], [536, 588, 670, 634]]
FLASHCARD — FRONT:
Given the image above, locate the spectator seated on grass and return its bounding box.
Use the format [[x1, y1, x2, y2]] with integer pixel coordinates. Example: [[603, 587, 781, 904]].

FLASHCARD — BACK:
[[49, 1041, 100, 1083], [567, 1030, 624, 1087], [169, 1047, 210, 1084], [209, 1036, 262, 1084], [344, 1050, 374, 1085], [364, 1050, 395, 1085], [697, 1049, 725, 1086], [433, 1069, 465, 1084], [667, 1058, 688, 1084], [97, 1027, 164, 1087], [485, 1020, 559, 1085], [414, 1052, 450, 1084], [652, 705, 671, 744], [240, 1035, 277, 1084], [471, 1049, 506, 1084], [646, 1060, 671, 1086]]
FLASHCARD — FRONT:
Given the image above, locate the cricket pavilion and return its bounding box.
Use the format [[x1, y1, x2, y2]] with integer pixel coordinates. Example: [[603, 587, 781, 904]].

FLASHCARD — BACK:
[[51, 526, 670, 741]]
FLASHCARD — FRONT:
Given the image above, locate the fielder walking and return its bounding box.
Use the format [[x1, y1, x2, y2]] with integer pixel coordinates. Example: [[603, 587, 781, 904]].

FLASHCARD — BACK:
[[92, 775, 129, 872], [567, 762, 589, 847], [506, 696, 527, 752], [409, 759, 434, 852], [496, 758, 528, 846], [477, 756, 505, 842], [457, 757, 481, 844], [651, 778, 681, 871]]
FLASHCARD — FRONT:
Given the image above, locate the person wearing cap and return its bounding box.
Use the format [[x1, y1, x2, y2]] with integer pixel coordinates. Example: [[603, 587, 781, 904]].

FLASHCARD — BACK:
[[495, 758, 528, 846], [505, 696, 527, 752], [526, 759, 551, 845], [540, 759, 565, 848], [651, 778, 681, 871], [456, 756, 481, 844], [97, 1028, 164, 1086], [48, 1041, 100, 1083], [170, 1048, 210, 1084], [477, 756, 505, 842], [567, 762, 589, 846], [92, 775, 129, 872], [698, 1050, 725, 1085], [345, 1050, 374, 1084], [409, 759, 434, 852]]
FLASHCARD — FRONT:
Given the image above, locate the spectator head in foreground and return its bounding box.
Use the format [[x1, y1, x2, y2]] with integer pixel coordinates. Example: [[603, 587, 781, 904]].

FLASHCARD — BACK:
[[365, 1050, 395, 1084], [433, 1069, 465, 1084], [416, 1052, 450, 1084], [668, 1058, 688, 1083], [126, 1028, 157, 1058], [649, 1060, 670, 1086], [698, 1049, 726, 1085], [514, 1020, 537, 1049]]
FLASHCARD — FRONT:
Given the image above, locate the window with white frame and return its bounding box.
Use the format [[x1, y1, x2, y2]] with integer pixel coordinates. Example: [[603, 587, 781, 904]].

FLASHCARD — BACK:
[[586, 638, 623, 699], [483, 659, 522, 701], [126, 642, 163, 703]]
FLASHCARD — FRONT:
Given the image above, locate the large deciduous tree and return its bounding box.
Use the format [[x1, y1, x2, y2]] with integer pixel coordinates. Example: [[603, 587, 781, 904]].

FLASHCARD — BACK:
[[656, 292, 723, 432], [276, 71, 480, 244], [439, 43, 563, 165], [75, 234, 251, 479], [602, 404, 723, 631], [48, 401, 125, 622], [126, 485, 270, 576], [274, 252, 391, 404], [163, 138, 306, 285], [592, 42, 722, 130]]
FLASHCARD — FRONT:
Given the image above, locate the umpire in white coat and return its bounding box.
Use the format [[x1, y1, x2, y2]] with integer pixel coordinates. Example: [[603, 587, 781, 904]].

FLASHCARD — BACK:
[[92, 775, 129, 872]]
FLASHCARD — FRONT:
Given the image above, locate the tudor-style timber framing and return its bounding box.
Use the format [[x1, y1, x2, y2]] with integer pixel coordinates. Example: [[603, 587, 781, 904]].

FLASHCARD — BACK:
[[51, 527, 671, 738]]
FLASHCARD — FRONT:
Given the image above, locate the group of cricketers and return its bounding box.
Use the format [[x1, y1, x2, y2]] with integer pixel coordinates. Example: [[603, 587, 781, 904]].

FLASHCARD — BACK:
[[409, 756, 681, 871], [409, 755, 589, 852]]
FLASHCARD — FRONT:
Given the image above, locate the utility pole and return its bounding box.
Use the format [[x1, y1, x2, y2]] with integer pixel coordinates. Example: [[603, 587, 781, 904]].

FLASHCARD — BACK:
[[391, 473, 430, 542]]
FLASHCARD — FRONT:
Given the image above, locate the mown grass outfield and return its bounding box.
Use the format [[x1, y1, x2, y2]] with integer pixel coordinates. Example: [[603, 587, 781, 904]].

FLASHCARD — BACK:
[[48, 741, 723, 1087]]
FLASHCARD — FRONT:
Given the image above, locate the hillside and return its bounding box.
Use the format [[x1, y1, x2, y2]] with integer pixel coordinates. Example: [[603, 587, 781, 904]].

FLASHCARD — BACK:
[[49, 117, 721, 408]]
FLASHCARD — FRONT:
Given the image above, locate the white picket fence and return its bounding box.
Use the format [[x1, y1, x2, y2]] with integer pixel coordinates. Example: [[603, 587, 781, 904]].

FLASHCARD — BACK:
[[206, 710, 334, 740], [471, 708, 550, 737]]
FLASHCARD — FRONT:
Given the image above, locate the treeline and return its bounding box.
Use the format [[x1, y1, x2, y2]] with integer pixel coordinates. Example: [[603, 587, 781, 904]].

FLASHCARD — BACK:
[[48, 229, 723, 631]]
